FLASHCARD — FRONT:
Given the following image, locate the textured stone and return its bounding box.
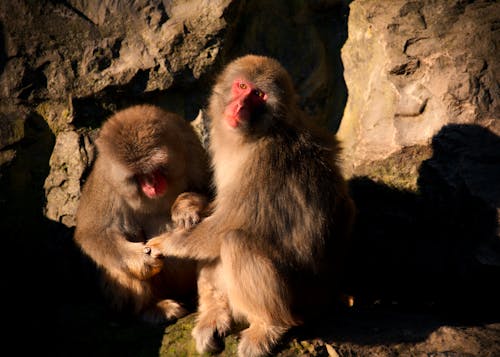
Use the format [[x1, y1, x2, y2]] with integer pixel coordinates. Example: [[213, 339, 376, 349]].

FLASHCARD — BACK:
[[0, 103, 27, 150], [338, 0, 500, 179], [43, 130, 96, 226], [0, 103, 29, 167]]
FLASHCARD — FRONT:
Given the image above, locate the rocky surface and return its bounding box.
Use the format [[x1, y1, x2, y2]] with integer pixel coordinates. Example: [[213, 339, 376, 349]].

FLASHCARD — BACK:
[[337, 0, 500, 185], [1, 0, 499, 356]]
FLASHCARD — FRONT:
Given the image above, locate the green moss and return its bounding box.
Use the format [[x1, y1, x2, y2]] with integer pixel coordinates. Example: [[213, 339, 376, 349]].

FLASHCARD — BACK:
[[35, 101, 74, 134], [354, 145, 433, 192], [159, 315, 341, 356], [159, 314, 197, 356], [159, 314, 239, 356]]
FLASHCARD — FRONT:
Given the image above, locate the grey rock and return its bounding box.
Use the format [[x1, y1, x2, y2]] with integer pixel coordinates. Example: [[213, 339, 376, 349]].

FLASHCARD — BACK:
[[43, 129, 96, 227], [338, 0, 500, 179]]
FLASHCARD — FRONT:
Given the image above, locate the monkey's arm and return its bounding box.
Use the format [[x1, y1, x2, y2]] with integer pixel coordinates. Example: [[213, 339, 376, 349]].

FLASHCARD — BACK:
[[146, 217, 221, 261], [75, 224, 164, 280]]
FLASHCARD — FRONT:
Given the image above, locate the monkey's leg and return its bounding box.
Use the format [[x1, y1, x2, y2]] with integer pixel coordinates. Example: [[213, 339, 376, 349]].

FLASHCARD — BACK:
[[192, 261, 232, 354], [141, 257, 197, 324], [101, 267, 157, 316], [221, 230, 297, 357]]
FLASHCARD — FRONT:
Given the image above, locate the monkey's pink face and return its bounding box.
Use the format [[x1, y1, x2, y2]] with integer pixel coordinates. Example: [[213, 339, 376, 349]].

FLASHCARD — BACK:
[[224, 79, 268, 128], [136, 170, 167, 199]]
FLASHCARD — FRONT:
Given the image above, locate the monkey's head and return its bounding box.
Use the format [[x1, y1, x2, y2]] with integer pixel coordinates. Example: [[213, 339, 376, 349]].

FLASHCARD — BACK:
[[96, 105, 188, 206], [209, 55, 300, 138]]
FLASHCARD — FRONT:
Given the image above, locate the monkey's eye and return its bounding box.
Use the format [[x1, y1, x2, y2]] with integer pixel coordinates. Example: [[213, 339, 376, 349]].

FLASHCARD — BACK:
[[253, 89, 265, 99], [238, 82, 248, 90]]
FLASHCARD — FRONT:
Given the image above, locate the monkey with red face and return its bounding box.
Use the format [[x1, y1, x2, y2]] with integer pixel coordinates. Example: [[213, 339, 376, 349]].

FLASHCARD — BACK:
[[147, 55, 355, 355], [74, 104, 211, 324]]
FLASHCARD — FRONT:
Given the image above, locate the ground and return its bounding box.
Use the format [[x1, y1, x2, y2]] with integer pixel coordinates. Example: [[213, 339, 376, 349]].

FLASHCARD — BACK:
[[49, 295, 500, 357]]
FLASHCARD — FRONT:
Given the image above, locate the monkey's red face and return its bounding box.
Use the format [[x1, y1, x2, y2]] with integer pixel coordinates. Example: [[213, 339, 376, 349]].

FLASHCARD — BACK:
[[136, 169, 168, 199], [224, 79, 268, 128]]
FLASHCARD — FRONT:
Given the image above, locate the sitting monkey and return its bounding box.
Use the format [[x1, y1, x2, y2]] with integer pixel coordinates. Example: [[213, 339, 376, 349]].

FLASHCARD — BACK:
[[74, 104, 211, 324], [146, 56, 355, 354]]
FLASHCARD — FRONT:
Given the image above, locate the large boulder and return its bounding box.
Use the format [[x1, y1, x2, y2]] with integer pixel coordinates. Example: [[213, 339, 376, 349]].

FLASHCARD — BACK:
[[337, 0, 499, 188]]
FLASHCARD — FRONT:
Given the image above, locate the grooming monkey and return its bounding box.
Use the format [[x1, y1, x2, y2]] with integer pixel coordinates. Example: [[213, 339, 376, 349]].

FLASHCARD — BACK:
[[74, 104, 211, 324], [146, 55, 355, 355]]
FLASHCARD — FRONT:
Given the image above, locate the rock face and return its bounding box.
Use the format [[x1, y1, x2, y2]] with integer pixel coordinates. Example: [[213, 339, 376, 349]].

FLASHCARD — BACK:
[[0, 0, 232, 106], [338, 0, 499, 184], [43, 130, 96, 227], [336, 2, 500, 307]]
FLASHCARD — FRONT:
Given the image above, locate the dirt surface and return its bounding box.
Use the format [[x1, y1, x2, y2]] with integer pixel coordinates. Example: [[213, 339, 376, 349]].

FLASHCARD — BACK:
[[46, 294, 500, 357]]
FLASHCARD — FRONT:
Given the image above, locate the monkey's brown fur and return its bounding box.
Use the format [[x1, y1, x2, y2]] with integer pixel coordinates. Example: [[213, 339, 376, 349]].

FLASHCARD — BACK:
[[147, 56, 355, 355], [74, 104, 211, 324]]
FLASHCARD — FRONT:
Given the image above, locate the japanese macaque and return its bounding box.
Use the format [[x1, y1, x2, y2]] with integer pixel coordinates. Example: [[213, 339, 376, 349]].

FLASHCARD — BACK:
[[146, 55, 355, 355], [74, 104, 211, 324]]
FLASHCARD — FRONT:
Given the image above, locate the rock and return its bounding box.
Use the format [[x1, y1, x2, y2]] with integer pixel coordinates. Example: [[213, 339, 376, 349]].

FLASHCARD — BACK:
[[223, 0, 350, 130], [43, 129, 96, 227], [156, 312, 500, 356], [35, 99, 75, 134], [0, 0, 237, 124], [0, 102, 29, 167], [338, 0, 500, 180]]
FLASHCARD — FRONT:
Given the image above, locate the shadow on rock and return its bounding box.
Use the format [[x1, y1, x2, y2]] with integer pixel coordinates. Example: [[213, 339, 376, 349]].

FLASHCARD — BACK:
[[289, 124, 500, 349]]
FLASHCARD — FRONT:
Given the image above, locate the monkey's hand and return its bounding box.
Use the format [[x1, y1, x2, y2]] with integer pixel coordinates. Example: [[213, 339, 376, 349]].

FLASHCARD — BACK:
[[171, 192, 209, 230], [146, 221, 220, 261], [125, 242, 164, 280], [145, 234, 171, 259], [146, 231, 190, 259]]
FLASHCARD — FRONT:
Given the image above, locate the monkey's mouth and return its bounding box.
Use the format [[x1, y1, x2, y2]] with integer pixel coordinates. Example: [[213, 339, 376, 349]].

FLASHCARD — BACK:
[[226, 107, 251, 128], [137, 170, 167, 198]]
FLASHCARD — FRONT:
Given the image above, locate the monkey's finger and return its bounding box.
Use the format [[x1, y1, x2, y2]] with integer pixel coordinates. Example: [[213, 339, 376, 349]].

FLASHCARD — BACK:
[[146, 245, 165, 260]]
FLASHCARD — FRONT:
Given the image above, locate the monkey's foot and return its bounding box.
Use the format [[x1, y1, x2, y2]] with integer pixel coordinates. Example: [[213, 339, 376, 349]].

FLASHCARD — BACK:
[[171, 192, 208, 230], [192, 324, 225, 354], [125, 242, 164, 280], [237, 324, 288, 357], [158, 299, 189, 320], [141, 299, 188, 324], [192, 314, 231, 354]]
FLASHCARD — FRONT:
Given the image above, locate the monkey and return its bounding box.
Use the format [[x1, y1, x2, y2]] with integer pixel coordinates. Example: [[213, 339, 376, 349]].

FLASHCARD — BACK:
[[146, 55, 355, 356], [74, 104, 212, 324]]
